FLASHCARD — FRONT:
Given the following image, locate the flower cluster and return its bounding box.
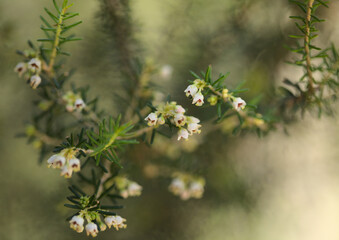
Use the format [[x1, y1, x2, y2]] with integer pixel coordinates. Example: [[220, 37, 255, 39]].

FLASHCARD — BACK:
[[168, 173, 205, 200], [113, 177, 143, 199], [185, 79, 247, 111], [14, 57, 42, 89], [47, 148, 81, 178], [69, 212, 126, 237], [62, 91, 86, 112], [145, 102, 201, 141]]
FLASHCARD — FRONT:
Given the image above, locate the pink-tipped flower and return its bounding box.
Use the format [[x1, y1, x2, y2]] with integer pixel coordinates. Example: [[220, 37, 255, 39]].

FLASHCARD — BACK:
[[184, 84, 198, 97], [192, 92, 204, 106], [30, 75, 41, 89], [232, 97, 246, 111], [145, 113, 158, 126], [85, 222, 99, 237], [177, 128, 189, 141], [69, 215, 84, 233]]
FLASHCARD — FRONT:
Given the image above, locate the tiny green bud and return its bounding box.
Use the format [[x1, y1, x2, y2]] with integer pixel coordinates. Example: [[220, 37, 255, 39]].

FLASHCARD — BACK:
[[207, 95, 218, 106]]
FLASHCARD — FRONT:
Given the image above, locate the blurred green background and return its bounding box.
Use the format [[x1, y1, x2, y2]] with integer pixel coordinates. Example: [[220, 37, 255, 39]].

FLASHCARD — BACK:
[[0, 0, 339, 239]]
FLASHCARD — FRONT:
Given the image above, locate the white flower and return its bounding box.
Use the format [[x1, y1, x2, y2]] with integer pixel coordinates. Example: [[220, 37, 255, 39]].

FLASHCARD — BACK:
[[74, 98, 85, 110], [189, 181, 204, 199], [85, 222, 99, 237], [174, 113, 186, 127], [184, 84, 198, 97], [192, 92, 204, 106], [30, 75, 41, 89], [127, 182, 142, 197], [60, 165, 73, 178], [177, 128, 189, 141], [187, 123, 201, 134], [14, 62, 27, 77], [232, 97, 246, 111], [145, 112, 158, 126], [47, 154, 66, 168], [28, 58, 41, 72], [104, 215, 127, 231], [69, 158, 81, 172], [169, 178, 185, 195], [175, 105, 186, 114], [69, 215, 84, 233], [187, 116, 200, 124]]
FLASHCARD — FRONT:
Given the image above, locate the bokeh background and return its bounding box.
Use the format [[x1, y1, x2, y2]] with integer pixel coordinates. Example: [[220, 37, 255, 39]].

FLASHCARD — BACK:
[[0, 0, 339, 239]]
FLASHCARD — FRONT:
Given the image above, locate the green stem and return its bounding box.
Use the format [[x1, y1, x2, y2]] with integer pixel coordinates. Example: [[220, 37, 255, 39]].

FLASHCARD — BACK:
[[47, 6, 67, 74], [305, 0, 315, 93]]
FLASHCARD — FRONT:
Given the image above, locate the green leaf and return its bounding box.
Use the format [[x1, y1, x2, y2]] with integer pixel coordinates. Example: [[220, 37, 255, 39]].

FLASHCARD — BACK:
[[61, 21, 83, 33], [44, 8, 58, 23], [289, 35, 304, 39], [52, 0, 61, 13], [64, 204, 82, 209], [190, 71, 201, 79]]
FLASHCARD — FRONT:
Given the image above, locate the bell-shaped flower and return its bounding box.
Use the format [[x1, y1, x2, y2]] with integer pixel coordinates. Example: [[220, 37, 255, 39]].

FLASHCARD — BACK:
[[69, 215, 84, 233], [104, 215, 127, 231], [187, 123, 201, 135], [74, 98, 85, 110], [28, 58, 41, 72], [85, 222, 99, 237], [184, 84, 198, 97], [69, 158, 81, 172], [189, 181, 204, 199], [232, 97, 246, 111], [175, 105, 186, 114], [30, 75, 41, 89], [174, 113, 186, 127], [192, 92, 204, 106], [145, 112, 158, 126], [169, 178, 186, 195], [127, 182, 142, 197], [187, 116, 200, 124], [14, 62, 27, 77], [177, 128, 189, 141], [47, 154, 66, 169], [60, 165, 73, 178], [180, 190, 191, 201]]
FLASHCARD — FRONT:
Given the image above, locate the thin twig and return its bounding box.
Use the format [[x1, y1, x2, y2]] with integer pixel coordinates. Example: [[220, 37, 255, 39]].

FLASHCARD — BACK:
[[305, 0, 315, 93]]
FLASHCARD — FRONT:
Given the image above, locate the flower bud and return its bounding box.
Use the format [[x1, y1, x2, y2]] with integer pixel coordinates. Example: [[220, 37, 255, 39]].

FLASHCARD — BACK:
[[207, 95, 218, 106], [175, 105, 186, 114]]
